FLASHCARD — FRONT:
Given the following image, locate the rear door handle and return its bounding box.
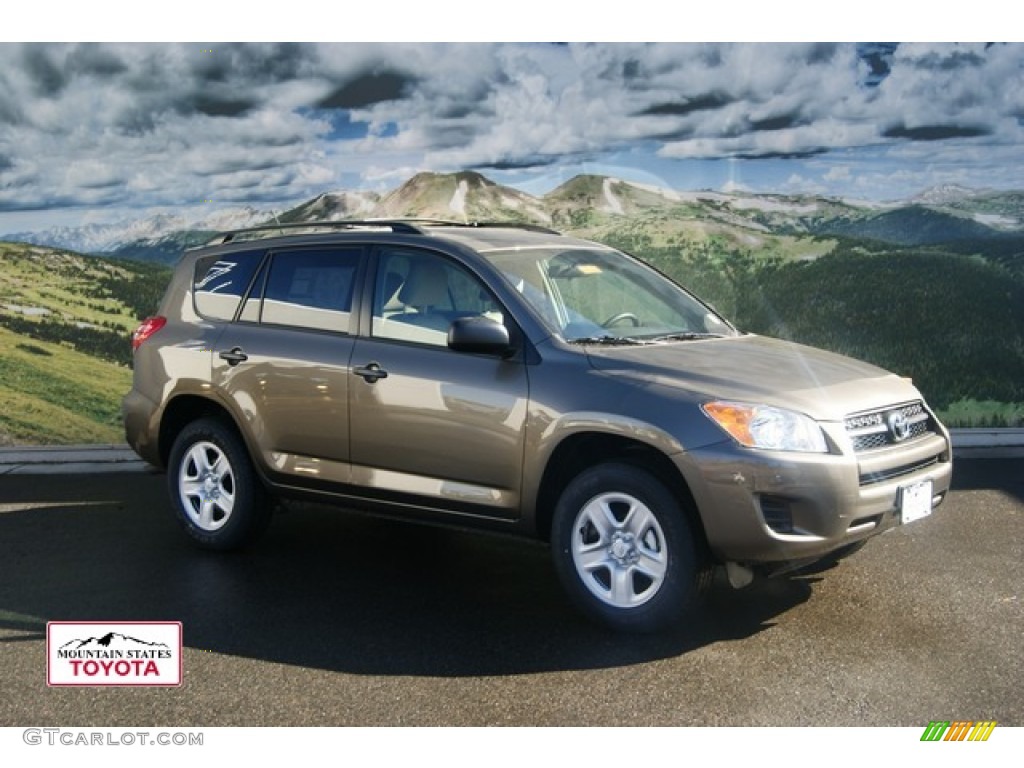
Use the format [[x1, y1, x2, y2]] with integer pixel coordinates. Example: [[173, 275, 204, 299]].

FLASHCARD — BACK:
[[353, 362, 388, 383], [219, 347, 249, 366]]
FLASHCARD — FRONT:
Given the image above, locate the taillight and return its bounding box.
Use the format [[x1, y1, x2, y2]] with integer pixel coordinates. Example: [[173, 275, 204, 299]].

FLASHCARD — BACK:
[[131, 316, 166, 351]]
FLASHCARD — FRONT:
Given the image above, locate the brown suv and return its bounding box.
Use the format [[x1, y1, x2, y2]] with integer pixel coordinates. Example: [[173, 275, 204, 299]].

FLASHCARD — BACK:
[[124, 220, 952, 632]]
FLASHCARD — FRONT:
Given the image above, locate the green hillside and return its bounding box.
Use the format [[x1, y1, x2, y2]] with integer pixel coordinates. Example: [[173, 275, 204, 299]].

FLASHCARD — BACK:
[[608, 235, 1024, 425], [810, 205, 1011, 246], [738, 247, 1024, 409], [0, 326, 131, 444], [0, 242, 171, 444]]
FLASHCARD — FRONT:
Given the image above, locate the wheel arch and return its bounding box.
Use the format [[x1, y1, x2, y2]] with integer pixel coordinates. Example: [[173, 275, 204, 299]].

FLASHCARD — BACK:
[[158, 394, 247, 469], [533, 432, 710, 556]]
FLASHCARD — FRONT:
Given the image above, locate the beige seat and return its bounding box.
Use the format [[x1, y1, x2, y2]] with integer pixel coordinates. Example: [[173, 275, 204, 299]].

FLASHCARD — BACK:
[[394, 261, 451, 330]]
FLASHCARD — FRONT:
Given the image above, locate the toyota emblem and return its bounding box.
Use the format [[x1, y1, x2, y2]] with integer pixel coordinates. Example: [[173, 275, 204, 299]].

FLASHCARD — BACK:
[[888, 411, 910, 442]]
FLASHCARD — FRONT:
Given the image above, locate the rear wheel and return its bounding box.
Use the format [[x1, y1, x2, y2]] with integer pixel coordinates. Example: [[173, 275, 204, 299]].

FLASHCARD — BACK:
[[167, 418, 270, 550], [551, 462, 709, 632]]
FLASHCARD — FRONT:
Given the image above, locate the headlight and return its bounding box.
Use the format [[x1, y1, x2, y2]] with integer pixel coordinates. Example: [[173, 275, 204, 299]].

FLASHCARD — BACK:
[[702, 401, 828, 453]]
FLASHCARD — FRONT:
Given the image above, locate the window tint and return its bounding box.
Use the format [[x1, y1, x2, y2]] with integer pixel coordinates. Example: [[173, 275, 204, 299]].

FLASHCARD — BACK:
[[372, 249, 503, 346], [261, 248, 361, 333], [194, 250, 264, 321]]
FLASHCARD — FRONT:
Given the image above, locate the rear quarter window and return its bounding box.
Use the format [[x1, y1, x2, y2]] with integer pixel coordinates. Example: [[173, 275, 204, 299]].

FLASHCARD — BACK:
[[193, 250, 265, 321]]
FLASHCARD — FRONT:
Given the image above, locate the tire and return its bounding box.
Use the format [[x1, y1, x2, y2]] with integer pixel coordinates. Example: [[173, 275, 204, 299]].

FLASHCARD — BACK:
[[551, 462, 710, 633], [166, 418, 270, 551]]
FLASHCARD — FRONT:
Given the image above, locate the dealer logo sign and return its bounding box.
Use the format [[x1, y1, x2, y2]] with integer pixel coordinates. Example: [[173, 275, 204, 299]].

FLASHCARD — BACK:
[[47, 622, 182, 687]]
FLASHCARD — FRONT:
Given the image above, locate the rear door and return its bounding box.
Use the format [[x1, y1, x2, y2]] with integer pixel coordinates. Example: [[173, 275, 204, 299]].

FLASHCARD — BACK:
[[211, 246, 363, 482], [348, 246, 530, 518]]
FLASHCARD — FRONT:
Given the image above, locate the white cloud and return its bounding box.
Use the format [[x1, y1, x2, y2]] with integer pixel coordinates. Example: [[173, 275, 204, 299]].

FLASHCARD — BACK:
[[0, 41, 1022, 225], [824, 166, 851, 182], [782, 173, 827, 195], [721, 179, 752, 194]]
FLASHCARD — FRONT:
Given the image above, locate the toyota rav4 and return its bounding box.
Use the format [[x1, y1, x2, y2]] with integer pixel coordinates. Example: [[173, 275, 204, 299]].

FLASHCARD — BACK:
[[124, 220, 952, 632]]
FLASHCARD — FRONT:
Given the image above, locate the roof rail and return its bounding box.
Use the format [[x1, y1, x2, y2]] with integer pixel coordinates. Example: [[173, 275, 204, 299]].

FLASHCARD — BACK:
[[203, 220, 426, 246], [458, 221, 562, 235], [201, 218, 563, 247]]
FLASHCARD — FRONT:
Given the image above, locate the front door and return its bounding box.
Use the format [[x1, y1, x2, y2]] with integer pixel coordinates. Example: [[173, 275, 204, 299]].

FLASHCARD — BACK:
[[349, 247, 530, 518]]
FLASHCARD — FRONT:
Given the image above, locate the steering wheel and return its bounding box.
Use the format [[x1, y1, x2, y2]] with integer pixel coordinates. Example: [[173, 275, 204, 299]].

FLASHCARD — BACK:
[[602, 312, 640, 328]]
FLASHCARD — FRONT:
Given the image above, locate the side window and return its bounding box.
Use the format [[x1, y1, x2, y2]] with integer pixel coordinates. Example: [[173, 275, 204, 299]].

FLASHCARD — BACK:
[[372, 249, 503, 347], [194, 250, 264, 321], [260, 248, 361, 333]]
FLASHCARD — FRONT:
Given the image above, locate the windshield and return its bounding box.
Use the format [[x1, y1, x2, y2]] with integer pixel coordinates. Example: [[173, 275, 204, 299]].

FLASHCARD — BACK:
[[481, 245, 738, 342]]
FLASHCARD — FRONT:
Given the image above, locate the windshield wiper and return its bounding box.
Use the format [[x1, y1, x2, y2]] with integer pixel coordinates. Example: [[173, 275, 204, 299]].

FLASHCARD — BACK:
[[649, 332, 724, 343], [567, 335, 646, 346]]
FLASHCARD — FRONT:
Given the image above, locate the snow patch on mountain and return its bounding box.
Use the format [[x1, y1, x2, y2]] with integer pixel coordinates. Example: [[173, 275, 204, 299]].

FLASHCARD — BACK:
[[193, 206, 277, 231], [728, 197, 820, 215], [973, 212, 1019, 229], [602, 178, 624, 215], [912, 184, 979, 205], [449, 179, 469, 217], [5, 205, 279, 253]]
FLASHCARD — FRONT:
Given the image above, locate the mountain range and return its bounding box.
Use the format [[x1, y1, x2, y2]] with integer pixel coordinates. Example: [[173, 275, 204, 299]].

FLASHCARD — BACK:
[[6, 170, 1024, 263], [59, 632, 170, 651], [2, 171, 1022, 443]]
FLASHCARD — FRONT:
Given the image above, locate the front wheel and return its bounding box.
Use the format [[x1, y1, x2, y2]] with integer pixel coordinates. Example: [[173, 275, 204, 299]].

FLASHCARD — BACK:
[[167, 418, 270, 550], [551, 463, 710, 632]]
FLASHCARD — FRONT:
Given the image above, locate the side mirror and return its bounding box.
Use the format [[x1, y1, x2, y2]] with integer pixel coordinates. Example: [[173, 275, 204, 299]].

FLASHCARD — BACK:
[[448, 317, 513, 357]]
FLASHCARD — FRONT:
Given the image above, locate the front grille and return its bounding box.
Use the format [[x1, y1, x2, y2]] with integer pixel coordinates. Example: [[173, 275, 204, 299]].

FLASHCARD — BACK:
[[845, 401, 934, 453], [860, 456, 940, 486]]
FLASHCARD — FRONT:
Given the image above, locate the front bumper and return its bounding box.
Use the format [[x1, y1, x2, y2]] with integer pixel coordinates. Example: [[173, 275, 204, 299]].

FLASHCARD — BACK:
[[675, 429, 952, 564]]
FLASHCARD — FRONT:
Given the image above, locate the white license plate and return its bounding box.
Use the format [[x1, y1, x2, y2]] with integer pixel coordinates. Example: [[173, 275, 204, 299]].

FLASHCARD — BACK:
[[899, 480, 934, 524]]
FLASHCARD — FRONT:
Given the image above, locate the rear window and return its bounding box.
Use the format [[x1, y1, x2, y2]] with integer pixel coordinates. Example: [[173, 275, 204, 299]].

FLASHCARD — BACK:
[[193, 251, 265, 321]]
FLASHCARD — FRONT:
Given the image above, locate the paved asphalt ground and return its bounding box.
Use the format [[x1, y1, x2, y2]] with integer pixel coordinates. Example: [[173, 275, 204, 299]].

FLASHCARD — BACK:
[[0, 459, 1021, 726]]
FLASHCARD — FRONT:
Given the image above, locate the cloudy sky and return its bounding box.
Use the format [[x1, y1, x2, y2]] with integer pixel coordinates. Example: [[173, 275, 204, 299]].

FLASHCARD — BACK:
[[1, 41, 1022, 231]]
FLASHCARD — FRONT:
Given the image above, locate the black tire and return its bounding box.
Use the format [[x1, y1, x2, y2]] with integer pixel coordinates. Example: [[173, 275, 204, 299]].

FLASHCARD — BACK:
[[166, 418, 270, 551], [551, 462, 710, 633]]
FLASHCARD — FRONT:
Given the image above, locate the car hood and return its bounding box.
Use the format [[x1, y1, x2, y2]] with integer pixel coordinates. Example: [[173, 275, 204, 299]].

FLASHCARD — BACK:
[[584, 334, 922, 421]]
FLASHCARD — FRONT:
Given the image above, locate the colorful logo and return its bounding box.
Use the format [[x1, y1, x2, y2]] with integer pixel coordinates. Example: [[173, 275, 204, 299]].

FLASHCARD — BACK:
[[47, 622, 183, 687], [921, 721, 997, 742]]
